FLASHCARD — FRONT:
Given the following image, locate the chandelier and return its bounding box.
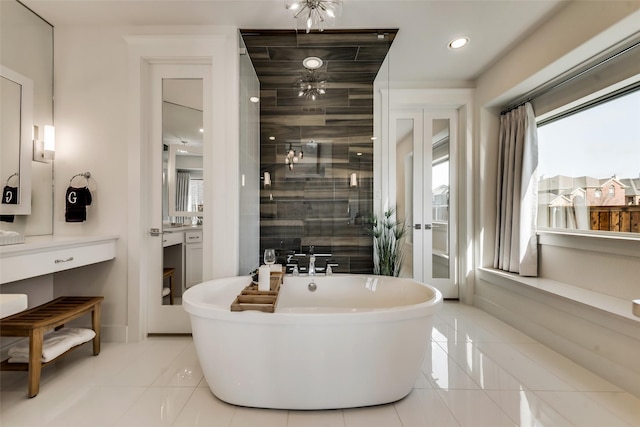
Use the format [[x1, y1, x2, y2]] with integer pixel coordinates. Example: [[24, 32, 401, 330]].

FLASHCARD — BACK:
[[284, 144, 304, 170], [285, 0, 343, 33], [297, 70, 326, 101]]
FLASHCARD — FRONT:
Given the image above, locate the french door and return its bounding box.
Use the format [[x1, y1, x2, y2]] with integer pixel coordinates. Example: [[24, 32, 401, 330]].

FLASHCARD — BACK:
[[392, 109, 458, 298]]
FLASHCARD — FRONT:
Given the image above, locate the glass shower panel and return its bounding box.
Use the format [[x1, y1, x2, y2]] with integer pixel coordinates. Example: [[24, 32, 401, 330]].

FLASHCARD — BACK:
[[395, 118, 414, 278]]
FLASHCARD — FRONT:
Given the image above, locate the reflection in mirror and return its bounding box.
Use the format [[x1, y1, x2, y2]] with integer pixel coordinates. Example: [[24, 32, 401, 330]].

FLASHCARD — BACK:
[[432, 119, 450, 279], [161, 78, 204, 306], [1, 76, 21, 201], [0, 66, 33, 217], [162, 78, 204, 221]]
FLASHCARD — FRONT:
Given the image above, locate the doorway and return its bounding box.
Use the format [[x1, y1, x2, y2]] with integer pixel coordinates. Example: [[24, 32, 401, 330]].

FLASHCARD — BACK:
[[392, 109, 459, 298], [147, 63, 210, 334]]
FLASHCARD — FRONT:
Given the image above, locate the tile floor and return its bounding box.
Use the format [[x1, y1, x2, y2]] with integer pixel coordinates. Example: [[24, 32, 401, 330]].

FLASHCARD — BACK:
[[1, 302, 639, 426]]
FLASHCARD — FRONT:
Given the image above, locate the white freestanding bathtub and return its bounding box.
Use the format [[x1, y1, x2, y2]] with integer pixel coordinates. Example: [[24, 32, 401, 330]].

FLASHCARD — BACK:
[[183, 274, 442, 410]]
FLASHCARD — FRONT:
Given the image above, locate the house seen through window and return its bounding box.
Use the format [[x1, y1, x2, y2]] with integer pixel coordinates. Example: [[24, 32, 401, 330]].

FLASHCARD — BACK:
[[536, 86, 640, 233]]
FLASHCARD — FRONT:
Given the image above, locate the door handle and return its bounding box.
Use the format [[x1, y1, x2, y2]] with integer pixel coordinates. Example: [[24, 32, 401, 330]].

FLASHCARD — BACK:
[[414, 224, 432, 230], [149, 228, 163, 236]]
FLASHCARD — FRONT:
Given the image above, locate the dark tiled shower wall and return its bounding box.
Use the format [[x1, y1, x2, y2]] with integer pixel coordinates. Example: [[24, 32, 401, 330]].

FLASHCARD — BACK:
[[260, 168, 374, 274], [258, 72, 378, 274]]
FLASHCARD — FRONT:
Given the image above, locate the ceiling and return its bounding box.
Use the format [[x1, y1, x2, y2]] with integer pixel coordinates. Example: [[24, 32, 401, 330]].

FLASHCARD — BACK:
[[21, 0, 567, 85]]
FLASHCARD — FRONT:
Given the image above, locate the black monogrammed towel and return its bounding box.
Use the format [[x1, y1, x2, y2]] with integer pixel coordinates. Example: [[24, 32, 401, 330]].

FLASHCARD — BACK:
[[2, 186, 18, 205], [65, 186, 92, 222]]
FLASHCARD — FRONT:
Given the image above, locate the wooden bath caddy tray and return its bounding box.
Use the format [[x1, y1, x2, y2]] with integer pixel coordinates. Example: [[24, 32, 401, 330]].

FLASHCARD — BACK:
[[230, 271, 283, 313]]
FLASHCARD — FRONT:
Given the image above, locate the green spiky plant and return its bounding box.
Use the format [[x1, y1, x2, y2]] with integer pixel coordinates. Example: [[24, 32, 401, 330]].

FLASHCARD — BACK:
[[370, 207, 408, 277]]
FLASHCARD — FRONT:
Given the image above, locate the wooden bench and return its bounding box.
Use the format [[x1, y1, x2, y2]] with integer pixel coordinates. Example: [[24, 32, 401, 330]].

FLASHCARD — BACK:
[[0, 296, 104, 397]]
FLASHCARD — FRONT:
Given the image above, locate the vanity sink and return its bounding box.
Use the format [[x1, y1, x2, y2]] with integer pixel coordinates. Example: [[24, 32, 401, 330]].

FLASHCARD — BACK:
[[0, 294, 28, 319], [633, 299, 640, 318]]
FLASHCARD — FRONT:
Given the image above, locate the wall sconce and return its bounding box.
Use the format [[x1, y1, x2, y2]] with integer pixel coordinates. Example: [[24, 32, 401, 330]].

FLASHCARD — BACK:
[[350, 172, 358, 187], [33, 125, 55, 162], [263, 171, 272, 187]]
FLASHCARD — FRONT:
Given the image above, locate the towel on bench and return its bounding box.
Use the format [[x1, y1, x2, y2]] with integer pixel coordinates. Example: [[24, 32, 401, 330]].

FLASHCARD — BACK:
[[8, 327, 96, 363]]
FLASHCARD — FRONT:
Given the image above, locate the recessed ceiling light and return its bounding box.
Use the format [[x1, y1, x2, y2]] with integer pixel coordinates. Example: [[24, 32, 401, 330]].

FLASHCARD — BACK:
[[356, 152, 363, 156], [250, 96, 260, 103], [448, 36, 469, 50], [302, 56, 323, 70], [269, 136, 276, 141], [199, 128, 204, 133]]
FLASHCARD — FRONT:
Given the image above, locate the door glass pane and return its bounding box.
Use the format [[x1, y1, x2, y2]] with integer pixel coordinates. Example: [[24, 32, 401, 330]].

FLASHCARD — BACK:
[[432, 119, 449, 279], [395, 118, 414, 278]]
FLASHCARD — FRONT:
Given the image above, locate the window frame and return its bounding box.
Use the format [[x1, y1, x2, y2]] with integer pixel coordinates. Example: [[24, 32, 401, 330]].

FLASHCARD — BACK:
[[534, 75, 640, 243]]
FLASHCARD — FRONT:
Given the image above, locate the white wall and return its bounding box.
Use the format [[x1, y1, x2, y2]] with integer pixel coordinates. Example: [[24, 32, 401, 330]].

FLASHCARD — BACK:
[[53, 25, 240, 341], [474, 1, 640, 396]]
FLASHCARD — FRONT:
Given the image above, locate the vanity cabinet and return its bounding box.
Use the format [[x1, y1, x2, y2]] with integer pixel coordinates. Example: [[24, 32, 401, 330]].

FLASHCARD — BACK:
[[161, 228, 202, 298], [184, 230, 202, 289], [0, 236, 117, 284]]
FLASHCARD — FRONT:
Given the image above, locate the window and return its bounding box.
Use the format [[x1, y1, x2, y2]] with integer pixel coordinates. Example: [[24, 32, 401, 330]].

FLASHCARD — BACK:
[[536, 85, 640, 234]]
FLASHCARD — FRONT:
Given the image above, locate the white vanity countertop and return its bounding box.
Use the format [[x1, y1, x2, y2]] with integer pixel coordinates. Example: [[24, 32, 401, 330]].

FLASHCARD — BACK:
[[162, 226, 202, 233], [0, 235, 119, 256]]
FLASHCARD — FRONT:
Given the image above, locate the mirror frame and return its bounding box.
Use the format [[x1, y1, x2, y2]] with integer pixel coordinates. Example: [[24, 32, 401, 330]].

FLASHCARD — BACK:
[[0, 65, 33, 215], [167, 143, 203, 217]]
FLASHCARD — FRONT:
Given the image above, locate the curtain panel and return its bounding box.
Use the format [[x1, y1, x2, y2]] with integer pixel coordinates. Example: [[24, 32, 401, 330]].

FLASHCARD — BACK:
[[493, 102, 539, 276]]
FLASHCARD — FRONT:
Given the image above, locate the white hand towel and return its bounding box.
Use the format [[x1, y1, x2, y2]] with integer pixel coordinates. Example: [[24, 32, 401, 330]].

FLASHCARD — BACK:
[[8, 327, 96, 363]]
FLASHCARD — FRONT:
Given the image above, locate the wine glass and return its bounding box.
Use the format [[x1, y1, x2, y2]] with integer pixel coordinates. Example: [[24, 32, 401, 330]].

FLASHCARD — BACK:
[[263, 248, 276, 266]]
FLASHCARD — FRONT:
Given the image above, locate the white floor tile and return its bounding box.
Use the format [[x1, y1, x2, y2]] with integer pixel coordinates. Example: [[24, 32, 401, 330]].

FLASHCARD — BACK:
[[439, 340, 526, 391], [485, 389, 573, 426], [343, 404, 402, 427], [115, 386, 194, 426], [287, 408, 345, 427], [152, 342, 204, 387], [536, 391, 634, 427], [172, 388, 236, 427], [45, 386, 147, 427], [437, 389, 517, 427], [424, 341, 480, 390], [229, 406, 288, 427], [394, 389, 461, 427], [475, 342, 575, 391], [583, 391, 640, 426]]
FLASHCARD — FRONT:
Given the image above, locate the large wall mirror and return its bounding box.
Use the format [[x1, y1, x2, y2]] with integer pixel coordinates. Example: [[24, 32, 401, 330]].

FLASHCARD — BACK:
[[0, 0, 54, 236], [162, 78, 204, 221]]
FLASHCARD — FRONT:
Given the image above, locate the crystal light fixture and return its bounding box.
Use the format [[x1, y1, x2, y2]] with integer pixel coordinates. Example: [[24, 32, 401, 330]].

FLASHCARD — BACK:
[[297, 70, 326, 100], [285, 0, 343, 33], [284, 143, 304, 170]]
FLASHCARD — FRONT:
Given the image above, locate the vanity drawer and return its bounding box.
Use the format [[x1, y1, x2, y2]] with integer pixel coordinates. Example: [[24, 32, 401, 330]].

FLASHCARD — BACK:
[[0, 240, 116, 284], [184, 231, 202, 244], [162, 232, 183, 247]]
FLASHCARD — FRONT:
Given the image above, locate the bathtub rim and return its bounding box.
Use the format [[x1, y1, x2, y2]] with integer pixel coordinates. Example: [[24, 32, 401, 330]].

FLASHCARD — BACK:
[[183, 274, 443, 325]]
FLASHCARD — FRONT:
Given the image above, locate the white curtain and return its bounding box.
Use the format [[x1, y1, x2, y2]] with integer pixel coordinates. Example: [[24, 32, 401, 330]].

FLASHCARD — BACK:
[[176, 171, 190, 213], [493, 102, 539, 276]]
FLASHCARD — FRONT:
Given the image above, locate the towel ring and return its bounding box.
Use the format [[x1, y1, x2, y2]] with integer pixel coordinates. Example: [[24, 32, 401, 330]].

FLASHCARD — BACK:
[[69, 172, 97, 191], [4, 173, 19, 187]]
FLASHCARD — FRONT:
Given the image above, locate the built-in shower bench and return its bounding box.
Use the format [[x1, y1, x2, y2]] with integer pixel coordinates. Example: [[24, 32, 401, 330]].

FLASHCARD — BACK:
[[0, 296, 103, 397]]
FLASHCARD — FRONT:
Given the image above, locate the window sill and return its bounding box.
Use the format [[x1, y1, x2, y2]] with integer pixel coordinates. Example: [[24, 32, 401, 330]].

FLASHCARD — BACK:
[[477, 267, 639, 323], [536, 230, 640, 258]]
